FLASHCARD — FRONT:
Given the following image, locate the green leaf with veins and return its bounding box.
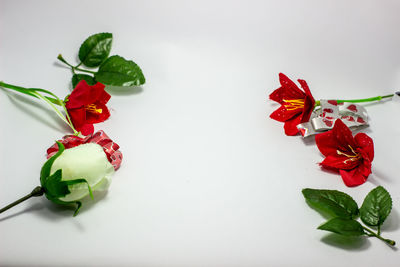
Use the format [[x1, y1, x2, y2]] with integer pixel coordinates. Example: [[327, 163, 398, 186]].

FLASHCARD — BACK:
[[72, 74, 96, 88], [318, 217, 365, 236], [79, 32, 113, 67], [95, 55, 145, 86], [302, 188, 359, 219], [360, 186, 392, 227]]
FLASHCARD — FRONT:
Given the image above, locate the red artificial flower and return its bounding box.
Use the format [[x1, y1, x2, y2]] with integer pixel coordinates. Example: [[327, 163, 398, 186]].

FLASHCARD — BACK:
[[66, 80, 111, 135], [269, 73, 315, 135], [47, 130, 123, 170], [315, 119, 374, 187]]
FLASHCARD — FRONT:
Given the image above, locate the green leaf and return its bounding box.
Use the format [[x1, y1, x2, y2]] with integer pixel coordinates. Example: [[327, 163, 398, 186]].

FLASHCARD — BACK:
[[40, 142, 65, 186], [318, 218, 365, 236], [72, 74, 96, 88], [95, 55, 145, 86], [360, 186, 392, 227], [78, 32, 113, 67], [302, 188, 359, 219]]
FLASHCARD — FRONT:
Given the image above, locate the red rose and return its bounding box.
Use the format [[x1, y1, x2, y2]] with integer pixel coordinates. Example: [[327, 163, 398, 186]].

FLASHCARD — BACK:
[[315, 119, 374, 187], [269, 73, 315, 135], [66, 80, 111, 135], [47, 130, 122, 170]]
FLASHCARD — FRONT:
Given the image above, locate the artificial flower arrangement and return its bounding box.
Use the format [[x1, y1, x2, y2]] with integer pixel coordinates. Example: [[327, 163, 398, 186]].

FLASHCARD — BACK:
[[0, 33, 143, 216], [269, 73, 397, 246]]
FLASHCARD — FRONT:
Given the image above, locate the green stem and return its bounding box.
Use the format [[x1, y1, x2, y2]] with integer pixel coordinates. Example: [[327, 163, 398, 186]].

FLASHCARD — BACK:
[[315, 94, 394, 107], [0, 80, 78, 135], [0, 81, 61, 105], [363, 226, 396, 246], [32, 91, 78, 135], [73, 67, 96, 74], [0, 186, 44, 214], [57, 54, 95, 74]]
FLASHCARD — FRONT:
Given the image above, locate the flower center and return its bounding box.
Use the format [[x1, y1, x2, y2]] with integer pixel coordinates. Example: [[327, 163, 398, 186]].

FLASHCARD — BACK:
[[336, 145, 361, 164], [283, 99, 304, 111], [85, 104, 103, 114]]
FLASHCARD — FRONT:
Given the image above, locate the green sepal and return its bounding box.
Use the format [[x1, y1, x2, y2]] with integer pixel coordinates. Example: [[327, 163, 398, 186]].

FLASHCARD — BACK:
[[78, 32, 113, 67], [360, 186, 392, 227], [40, 141, 65, 186], [318, 218, 365, 236], [43, 169, 69, 199], [72, 74, 96, 88], [94, 55, 145, 86], [73, 201, 82, 217], [302, 188, 359, 219]]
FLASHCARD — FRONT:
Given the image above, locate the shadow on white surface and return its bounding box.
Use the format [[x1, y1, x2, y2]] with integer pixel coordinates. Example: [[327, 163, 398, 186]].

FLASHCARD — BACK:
[[369, 169, 395, 184], [106, 85, 143, 96], [3, 89, 71, 133], [0, 203, 44, 222], [37, 190, 109, 219], [320, 234, 371, 251]]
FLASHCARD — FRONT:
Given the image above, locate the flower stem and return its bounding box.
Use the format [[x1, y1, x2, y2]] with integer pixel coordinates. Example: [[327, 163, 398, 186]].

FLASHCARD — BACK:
[[0, 81, 61, 105], [0, 80, 79, 135], [315, 94, 394, 107], [57, 54, 96, 74], [363, 226, 396, 246], [0, 186, 44, 214]]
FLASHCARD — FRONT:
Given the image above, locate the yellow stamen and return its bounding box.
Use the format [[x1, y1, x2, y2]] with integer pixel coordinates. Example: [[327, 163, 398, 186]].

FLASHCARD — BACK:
[[337, 145, 361, 164], [85, 104, 102, 114], [283, 99, 305, 111]]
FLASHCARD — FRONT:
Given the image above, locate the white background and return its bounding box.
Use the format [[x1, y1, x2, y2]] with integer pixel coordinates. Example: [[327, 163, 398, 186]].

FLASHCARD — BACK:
[[1, 0, 400, 266]]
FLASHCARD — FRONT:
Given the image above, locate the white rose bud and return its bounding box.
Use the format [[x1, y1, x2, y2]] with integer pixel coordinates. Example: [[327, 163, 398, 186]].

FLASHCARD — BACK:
[[41, 142, 114, 215]]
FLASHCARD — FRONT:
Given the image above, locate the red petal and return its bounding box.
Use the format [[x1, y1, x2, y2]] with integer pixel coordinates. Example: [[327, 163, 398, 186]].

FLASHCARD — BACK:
[[66, 80, 93, 108], [91, 82, 110, 103], [85, 103, 111, 124], [269, 86, 286, 104], [278, 73, 304, 99], [67, 107, 87, 131], [339, 166, 369, 187], [320, 155, 360, 170], [283, 115, 302, 135], [331, 119, 357, 152], [315, 130, 338, 156], [354, 133, 374, 161], [270, 105, 302, 122], [80, 124, 94, 136]]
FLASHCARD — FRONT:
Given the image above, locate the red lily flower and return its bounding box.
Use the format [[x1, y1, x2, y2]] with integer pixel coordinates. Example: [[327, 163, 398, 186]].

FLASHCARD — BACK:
[[269, 73, 315, 135], [66, 80, 111, 135], [315, 119, 374, 187]]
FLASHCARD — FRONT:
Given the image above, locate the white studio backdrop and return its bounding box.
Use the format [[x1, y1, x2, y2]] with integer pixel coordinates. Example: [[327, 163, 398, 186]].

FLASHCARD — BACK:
[[1, 0, 400, 266]]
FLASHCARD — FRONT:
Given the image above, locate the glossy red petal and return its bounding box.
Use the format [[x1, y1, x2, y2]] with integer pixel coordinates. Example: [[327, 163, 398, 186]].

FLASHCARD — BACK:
[[278, 73, 304, 99], [297, 79, 314, 102], [331, 119, 357, 151], [283, 115, 302, 135], [315, 130, 338, 156], [66, 80, 93, 108], [270, 105, 302, 122], [339, 167, 369, 187], [269, 86, 286, 104], [354, 133, 374, 161], [67, 107, 87, 131], [320, 155, 360, 170], [80, 123, 94, 136], [90, 82, 110, 103]]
